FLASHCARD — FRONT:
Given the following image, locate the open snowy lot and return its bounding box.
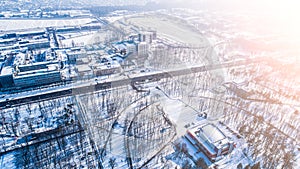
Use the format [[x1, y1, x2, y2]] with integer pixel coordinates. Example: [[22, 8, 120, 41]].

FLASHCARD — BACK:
[[0, 18, 95, 31]]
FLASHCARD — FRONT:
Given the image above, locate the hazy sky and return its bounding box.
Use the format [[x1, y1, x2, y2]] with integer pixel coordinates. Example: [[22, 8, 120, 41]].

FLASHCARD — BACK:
[[155, 0, 299, 23], [154, 0, 299, 12], [153, 0, 300, 37]]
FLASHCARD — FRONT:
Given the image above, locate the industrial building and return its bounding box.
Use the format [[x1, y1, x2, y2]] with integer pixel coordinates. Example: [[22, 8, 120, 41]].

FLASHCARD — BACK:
[[76, 64, 93, 78], [0, 66, 14, 88], [14, 64, 61, 88], [17, 61, 58, 72], [17, 30, 45, 38], [92, 61, 121, 76], [66, 49, 84, 64], [19, 40, 50, 50], [14, 70, 61, 88]]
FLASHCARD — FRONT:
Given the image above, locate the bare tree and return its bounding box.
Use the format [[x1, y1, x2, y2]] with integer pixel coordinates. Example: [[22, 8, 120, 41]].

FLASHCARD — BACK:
[[109, 157, 117, 169]]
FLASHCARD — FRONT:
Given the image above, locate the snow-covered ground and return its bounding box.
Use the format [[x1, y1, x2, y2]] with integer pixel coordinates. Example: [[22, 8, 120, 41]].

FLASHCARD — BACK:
[[0, 7, 299, 169], [59, 31, 100, 48], [113, 13, 209, 46], [0, 18, 95, 31]]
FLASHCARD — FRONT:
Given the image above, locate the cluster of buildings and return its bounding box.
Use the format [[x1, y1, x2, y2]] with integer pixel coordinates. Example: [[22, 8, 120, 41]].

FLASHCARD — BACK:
[[75, 56, 121, 79], [0, 9, 92, 19], [0, 30, 50, 52], [111, 31, 157, 56], [0, 26, 87, 89], [0, 27, 62, 89], [0, 52, 62, 88], [0, 26, 156, 89]]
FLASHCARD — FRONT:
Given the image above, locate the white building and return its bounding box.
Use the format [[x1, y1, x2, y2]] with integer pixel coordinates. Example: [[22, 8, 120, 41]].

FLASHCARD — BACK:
[[137, 42, 149, 56], [124, 43, 137, 55], [138, 31, 157, 44]]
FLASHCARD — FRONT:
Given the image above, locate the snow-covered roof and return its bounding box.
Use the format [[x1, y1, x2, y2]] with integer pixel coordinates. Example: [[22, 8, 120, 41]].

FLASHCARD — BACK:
[[17, 29, 45, 36], [0, 66, 13, 76], [93, 61, 121, 70], [16, 65, 58, 77], [18, 61, 58, 68], [201, 123, 226, 144], [187, 122, 232, 158], [76, 64, 91, 73]]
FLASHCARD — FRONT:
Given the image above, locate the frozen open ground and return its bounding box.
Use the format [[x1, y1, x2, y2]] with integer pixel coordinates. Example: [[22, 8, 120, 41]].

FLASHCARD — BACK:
[[0, 18, 94, 31]]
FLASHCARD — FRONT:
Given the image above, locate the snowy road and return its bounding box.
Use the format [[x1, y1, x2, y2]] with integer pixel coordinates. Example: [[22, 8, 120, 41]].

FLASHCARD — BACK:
[[0, 58, 265, 109]]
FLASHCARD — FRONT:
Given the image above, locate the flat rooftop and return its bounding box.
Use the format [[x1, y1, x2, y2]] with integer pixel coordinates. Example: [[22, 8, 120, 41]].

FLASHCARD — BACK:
[[0, 66, 13, 76], [18, 61, 58, 68], [17, 64, 58, 77], [93, 62, 120, 70], [76, 64, 92, 73], [15, 70, 60, 79]]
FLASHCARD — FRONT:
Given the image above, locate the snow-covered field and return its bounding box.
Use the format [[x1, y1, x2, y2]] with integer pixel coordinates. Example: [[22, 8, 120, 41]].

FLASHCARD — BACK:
[[59, 31, 100, 48], [0, 18, 95, 31], [113, 14, 209, 46]]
